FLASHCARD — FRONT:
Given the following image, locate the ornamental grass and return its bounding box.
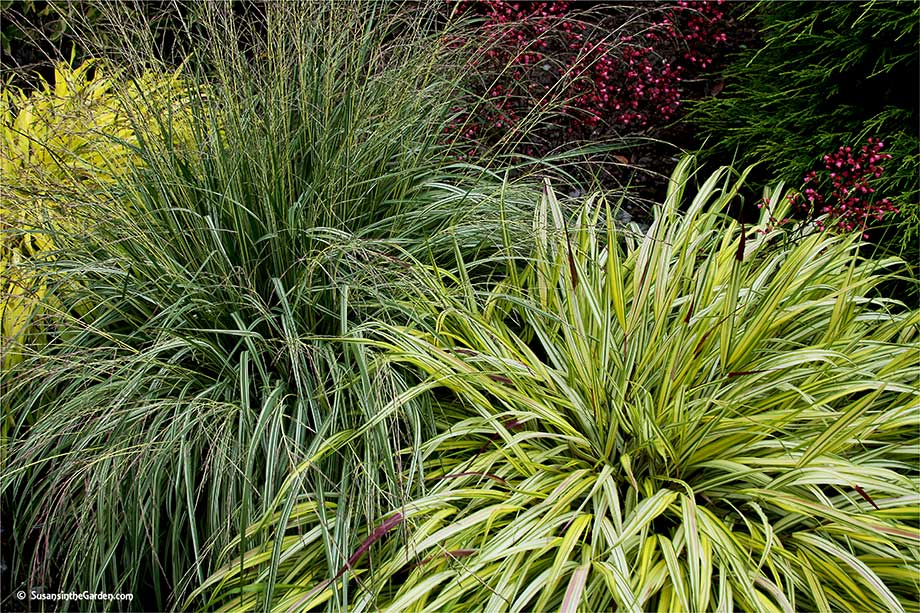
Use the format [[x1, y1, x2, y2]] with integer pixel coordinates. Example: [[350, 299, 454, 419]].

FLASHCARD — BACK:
[[196, 160, 919, 612]]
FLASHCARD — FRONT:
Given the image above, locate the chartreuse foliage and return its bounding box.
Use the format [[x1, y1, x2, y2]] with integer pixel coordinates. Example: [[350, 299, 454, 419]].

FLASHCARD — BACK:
[[0, 59, 192, 369], [199, 159, 920, 612], [1, 2, 541, 609]]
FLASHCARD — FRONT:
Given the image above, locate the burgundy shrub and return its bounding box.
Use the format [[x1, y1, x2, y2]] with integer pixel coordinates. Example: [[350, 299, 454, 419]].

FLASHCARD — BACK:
[[446, 0, 730, 156], [788, 138, 899, 238]]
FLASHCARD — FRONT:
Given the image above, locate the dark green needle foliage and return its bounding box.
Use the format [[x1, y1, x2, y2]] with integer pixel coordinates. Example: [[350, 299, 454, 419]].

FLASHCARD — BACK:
[[691, 0, 919, 267]]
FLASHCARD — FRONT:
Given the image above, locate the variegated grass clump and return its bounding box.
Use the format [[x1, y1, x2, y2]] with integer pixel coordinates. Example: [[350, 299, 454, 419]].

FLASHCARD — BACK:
[[0, 3, 542, 609], [201, 158, 919, 612]]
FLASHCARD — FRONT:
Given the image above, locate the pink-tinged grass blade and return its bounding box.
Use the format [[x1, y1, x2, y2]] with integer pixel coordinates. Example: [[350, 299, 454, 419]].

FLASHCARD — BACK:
[[560, 564, 590, 613], [333, 512, 405, 581]]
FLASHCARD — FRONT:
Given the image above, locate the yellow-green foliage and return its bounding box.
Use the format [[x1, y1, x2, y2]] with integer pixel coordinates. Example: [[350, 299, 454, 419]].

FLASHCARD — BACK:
[[1, 60, 192, 368]]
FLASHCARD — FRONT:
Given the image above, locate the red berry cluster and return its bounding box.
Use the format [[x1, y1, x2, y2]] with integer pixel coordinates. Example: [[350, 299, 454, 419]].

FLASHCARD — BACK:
[[445, 1, 572, 160], [454, 0, 571, 46], [789, 138, 898, 237], [595, 37, 682, 129], [447, 0, 730, 154], [671, 0, 728, 70], [557, 35, 682, 131]]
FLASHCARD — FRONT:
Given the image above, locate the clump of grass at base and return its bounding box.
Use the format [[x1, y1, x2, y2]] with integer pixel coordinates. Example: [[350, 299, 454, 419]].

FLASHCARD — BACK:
[[0, 2, 543, 609], [204, 159, 919, 611]]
